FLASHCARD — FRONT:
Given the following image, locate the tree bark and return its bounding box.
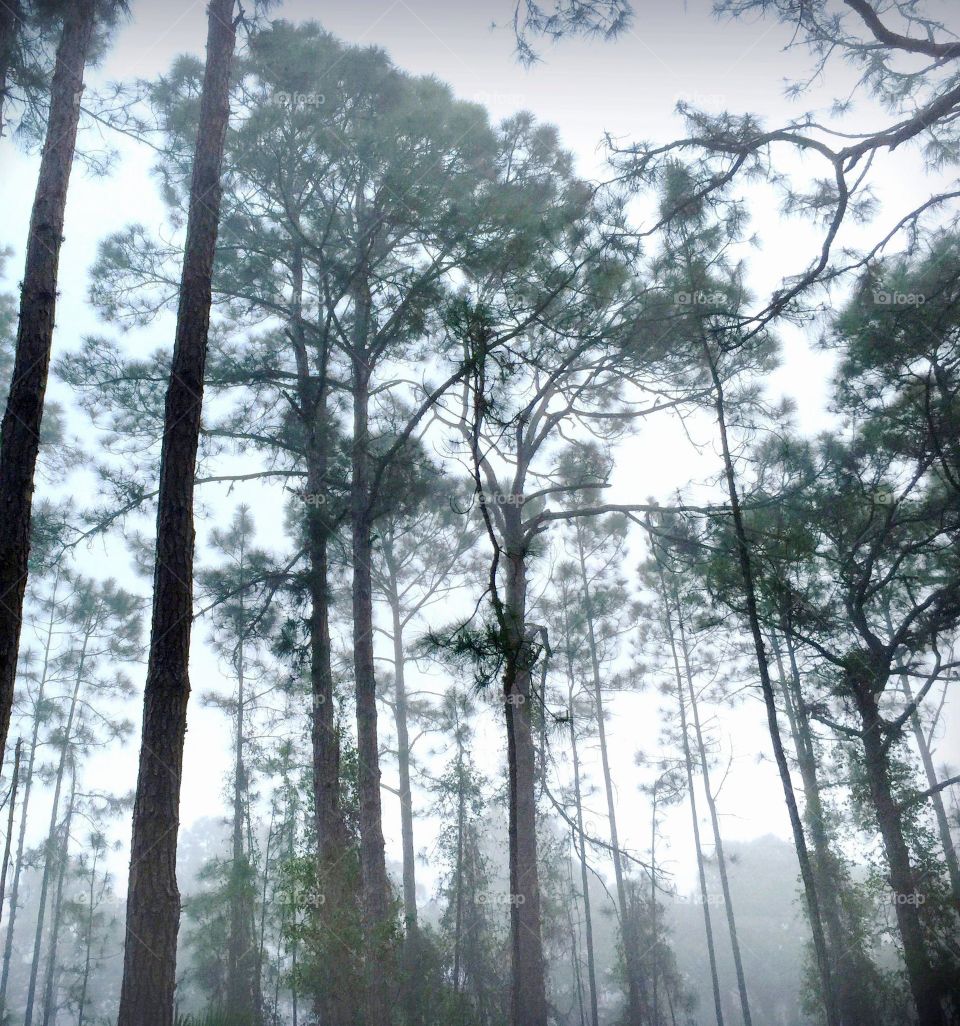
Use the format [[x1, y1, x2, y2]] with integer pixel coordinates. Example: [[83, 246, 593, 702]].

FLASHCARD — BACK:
[[117, 3, 237, 1022], [854, 679, 946, 1026], [0, 0, 95, 762], [502, 534, 549, 1026], [675, 600, 753, 1026], [351, 350, 395, 1025]]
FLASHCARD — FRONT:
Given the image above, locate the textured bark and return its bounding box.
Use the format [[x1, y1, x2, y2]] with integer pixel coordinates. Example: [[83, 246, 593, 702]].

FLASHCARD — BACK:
[[351, 353, 395, 1026], [117, 3, 237, 1022], [502, 534, 549, 1026], [705, 347, 840, 1026], [676, 604, 752, 1026], [574, 525, 645, 1025], [0, 0, 21, 137], [0, 0, 95, 763], [855, 679, 947, 1026]]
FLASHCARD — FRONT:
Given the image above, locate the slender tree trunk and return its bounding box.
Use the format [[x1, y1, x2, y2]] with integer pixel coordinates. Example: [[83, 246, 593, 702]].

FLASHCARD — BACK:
[[569, 717, 600, 1026], [574, 523, 644, 1025], [351, 350, 394, 1025], [40, 768, 76, 1026], [502, 537, 548, 1026], [674, 600, 752, 1026], [225, 583, 260, 1023], [854, 679, 946, 1026], [0, 0, 95, 760], [561, 634, 600, 1026], [898, 670, 960, 905], [24, 654, 83, 1026], [1, 573, 58, 1008], [0, 738, 22, 921], [385, 567, 422, 1024], [76, 846, 101, 1026], [704, 344, 839, 1026], [117, 4, 237, 1022], [771, 629, 875, 1026], [650, 789, 658, 1026], [654, 559, 725, 1026], [452, 722, 466, 995], [0, 0, 21, 137]]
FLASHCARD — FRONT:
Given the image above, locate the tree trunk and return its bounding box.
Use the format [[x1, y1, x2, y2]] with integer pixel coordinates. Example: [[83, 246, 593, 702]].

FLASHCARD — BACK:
[[898, 670, 960, 905], [351, 351, 395, 1026], [771, 629, 876, 1026], [225, 585, 260, 1023], [574, 523, 645, 1025], [0, 0, 95, 761], [854, 679, 946, 1026], [77, 845, 101, 1026], [24, 654, 83, 1026], [0, 0, 21, 137], [0, 574, 58, 1008], [655, 560, 725, 1026], [40, 767, 77, 1026], [0, 738, 22, 923], [704, 345, 840, 1026], [568, 704, 600, 1026], [117, 4, 237, 1022], [502, 537, 548, 1026], [675, 600, 752, 1026]]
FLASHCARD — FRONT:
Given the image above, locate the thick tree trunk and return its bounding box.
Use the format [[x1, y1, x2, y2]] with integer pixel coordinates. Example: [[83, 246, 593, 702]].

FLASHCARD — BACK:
[[0, 0, 95, 761], [675, 603, 752, 1026], [705, 348, 840, 1026], [0, 0, 21, 137], [351, 354, 395, 1026], [503, 538, 548, 1026], [117, 4, 237, 1022], [855, 680, 947, 1026], [655, 563, 725, 1026], [574, 525, 645, 1025], [40, 769, 76, 1026]]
